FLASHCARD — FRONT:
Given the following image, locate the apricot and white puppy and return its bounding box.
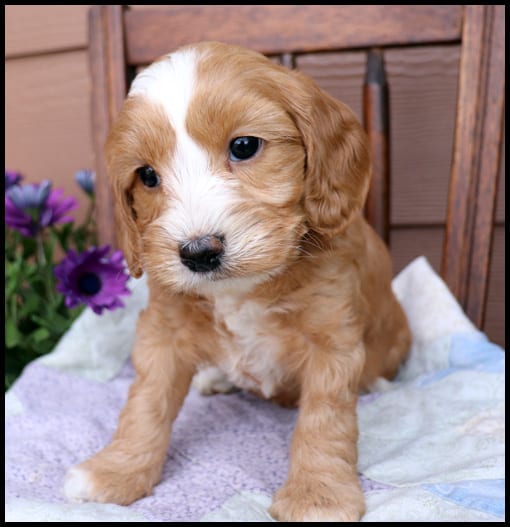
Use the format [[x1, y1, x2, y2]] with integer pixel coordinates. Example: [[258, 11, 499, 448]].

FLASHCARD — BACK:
[[64, 41, 411, 522]]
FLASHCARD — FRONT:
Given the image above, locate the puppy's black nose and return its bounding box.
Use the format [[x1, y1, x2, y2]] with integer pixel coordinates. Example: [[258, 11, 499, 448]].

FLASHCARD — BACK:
[[179, 235, 224, 273]]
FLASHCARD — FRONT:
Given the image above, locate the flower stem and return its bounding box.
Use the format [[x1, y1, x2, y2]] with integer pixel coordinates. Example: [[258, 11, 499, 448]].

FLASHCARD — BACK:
[[36, 232, 46, 267], [84, 198, 97, 246], [37, 231, 57, 305]]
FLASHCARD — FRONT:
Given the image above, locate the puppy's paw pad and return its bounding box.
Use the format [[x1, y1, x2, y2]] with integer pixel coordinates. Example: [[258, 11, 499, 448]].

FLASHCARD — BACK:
[[63, 466, 95, 502], [192, 366, 238, 395]]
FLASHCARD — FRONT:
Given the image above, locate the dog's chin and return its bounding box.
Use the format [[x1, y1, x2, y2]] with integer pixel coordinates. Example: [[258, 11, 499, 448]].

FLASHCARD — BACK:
[[179, 265, 284, 298]]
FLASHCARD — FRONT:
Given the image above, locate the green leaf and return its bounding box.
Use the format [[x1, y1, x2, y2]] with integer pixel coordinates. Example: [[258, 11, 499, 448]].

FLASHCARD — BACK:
[[30, 327, 51, 343], [6, 319, 21, 348], [30, 311, 75, 334], [18, 293, 43, 318]]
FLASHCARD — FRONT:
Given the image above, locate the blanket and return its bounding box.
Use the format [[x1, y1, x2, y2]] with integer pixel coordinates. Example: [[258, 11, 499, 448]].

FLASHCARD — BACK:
[[5, 256, 505, 522]]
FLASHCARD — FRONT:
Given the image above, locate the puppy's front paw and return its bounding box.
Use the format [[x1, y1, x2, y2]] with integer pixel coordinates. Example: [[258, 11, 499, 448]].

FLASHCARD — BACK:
[[63, 465, 96, 502], [63, 453, 161, 505], [269, 479, 365, 522]]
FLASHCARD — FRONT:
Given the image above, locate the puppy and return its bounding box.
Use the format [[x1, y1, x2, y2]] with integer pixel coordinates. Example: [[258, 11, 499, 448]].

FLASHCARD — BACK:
[[64, 41, 411, 522]]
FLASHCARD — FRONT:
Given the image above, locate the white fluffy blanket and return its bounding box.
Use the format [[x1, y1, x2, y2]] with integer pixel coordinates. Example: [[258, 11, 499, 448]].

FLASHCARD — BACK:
[[5, 257, 505, 522]]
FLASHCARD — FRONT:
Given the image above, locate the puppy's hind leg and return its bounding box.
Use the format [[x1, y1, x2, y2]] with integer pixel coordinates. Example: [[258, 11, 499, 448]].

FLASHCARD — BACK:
[[192, 366, 239, 395]]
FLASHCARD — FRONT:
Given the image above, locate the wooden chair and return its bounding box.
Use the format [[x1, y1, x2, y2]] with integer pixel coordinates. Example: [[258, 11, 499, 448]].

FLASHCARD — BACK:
[[88, 5, 504, 330]]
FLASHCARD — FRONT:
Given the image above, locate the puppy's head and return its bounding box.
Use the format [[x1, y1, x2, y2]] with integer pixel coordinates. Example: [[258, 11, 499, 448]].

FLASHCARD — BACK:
[[106, 42, 370, 292]]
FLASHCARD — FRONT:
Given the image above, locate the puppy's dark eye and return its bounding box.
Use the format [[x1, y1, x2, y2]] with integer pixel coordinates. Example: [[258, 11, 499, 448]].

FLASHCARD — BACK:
[[229, 136, 261, 161], [136, 165, 160, 188]]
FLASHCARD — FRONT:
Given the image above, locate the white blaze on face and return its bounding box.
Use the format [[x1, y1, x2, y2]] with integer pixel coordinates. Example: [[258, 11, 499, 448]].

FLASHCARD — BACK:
[[128, 49, 237, 242]]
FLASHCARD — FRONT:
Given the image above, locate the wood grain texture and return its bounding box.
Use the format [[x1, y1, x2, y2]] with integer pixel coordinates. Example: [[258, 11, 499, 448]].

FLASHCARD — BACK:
[[123, 5, 462, 64], [441, 5, 505, 328], [88, 5, 128, 248], [5, 50, 93, 224], [5, 5, 91, 58]]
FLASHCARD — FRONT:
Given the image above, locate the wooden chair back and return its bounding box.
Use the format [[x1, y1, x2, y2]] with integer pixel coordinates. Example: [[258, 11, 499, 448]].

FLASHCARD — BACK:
[[88, 5, 504, 329]]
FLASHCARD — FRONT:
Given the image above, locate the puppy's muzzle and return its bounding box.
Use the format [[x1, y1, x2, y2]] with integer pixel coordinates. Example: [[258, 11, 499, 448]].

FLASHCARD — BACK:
[[179, 234, 225, 273]]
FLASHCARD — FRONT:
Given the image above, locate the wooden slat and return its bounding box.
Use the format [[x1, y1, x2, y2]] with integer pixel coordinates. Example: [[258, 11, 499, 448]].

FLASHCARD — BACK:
[[124, 5, 462, 64], [5, 5, 91, 58], [363, 49, 390, 244], [88, 5, 128, 249], [5, 50, 93, 224], [441, 5, 505, 328]]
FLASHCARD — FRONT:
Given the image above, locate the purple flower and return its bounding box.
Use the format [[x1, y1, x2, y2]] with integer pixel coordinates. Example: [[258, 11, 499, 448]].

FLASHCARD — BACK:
[[75, 169, 95, 197], [5, 170, 22, 191], [5, 181, 77, 237], [54, 246, 131, 315]]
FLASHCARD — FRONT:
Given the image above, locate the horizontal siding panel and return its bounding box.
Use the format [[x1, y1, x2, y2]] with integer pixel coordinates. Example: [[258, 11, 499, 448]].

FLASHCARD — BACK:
[[386, 46, 459, 226], [297, 51, 365, 120], [390, 226, 444, 277], [5, 5, 91, 58], [5, 50, 94, 223]]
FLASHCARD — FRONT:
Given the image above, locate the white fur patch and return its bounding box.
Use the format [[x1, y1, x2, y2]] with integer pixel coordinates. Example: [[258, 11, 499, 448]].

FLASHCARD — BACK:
[[63, 466, 94, 502], [192, 366, 238, 395], [213, 294, 285, 398], [129, 49, 241, 261], [128, 49, 197, 129]]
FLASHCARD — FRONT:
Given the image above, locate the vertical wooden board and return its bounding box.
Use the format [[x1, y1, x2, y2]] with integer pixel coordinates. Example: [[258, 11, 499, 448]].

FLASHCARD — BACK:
[[5, 51, 94, 223], [5, 5, 91, 58], [484, 226, 505, 348]]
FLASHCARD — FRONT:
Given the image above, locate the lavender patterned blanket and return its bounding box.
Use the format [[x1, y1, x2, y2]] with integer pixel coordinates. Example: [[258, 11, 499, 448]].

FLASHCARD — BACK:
[[5, 257, 505, 522]]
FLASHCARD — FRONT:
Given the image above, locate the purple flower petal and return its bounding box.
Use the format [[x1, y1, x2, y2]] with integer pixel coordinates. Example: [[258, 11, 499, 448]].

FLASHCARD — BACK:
[[54, 245, 131, 315], [5, 181, 77, 237], [74, 169, 95, 197], [5, 170, 22, 191]]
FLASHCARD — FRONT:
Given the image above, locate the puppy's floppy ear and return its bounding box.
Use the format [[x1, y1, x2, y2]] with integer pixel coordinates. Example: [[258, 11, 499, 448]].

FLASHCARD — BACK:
[[105, 131, 143, 279], [111, 183, 143, 278], [285, 71, 371, 236]]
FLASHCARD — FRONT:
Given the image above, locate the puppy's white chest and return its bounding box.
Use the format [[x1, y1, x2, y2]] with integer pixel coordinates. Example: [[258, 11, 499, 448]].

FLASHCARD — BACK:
[[213, 296, 284, 398]]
